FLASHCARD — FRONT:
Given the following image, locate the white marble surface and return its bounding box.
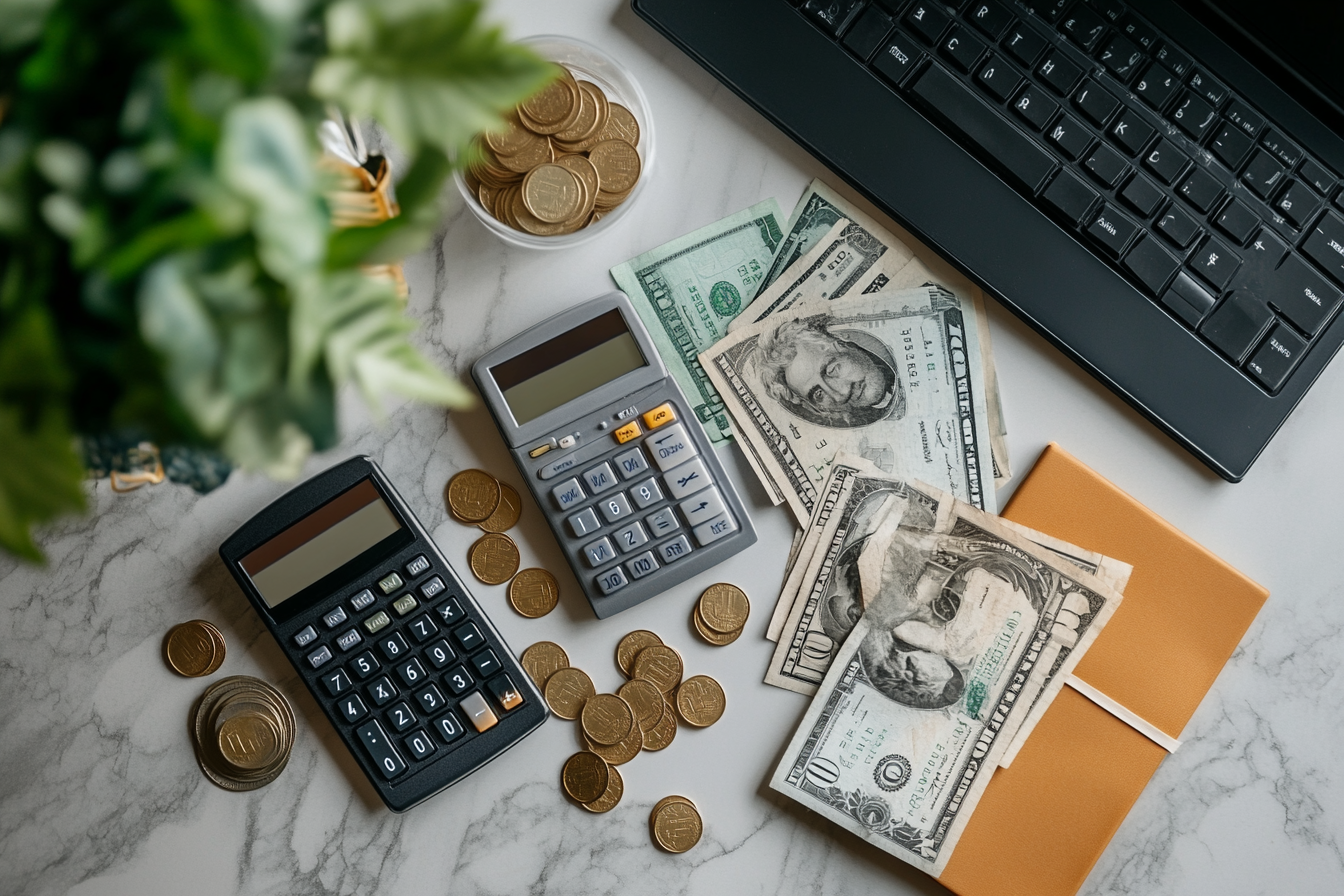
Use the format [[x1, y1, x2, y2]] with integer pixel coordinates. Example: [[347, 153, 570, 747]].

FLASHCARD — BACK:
[[4, 1, 1344, 894]]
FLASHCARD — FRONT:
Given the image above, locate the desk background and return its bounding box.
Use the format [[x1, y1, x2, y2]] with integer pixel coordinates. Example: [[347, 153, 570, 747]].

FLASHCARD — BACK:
[[3, 2, 1342, 894]]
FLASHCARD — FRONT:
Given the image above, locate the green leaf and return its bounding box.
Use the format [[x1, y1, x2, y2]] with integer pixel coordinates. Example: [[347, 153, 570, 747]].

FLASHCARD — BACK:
[[310, 0, 556, 159], [0, 404, 85, 563]]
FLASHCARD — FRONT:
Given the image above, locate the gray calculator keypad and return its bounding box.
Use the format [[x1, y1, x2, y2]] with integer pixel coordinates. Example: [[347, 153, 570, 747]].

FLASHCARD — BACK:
[[536, 406, 737, 598]]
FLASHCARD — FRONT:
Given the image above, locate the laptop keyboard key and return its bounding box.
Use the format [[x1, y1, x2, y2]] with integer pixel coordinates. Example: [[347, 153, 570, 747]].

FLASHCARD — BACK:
[[872, 32, 925, 86], [1214, 199, 1260, 245], [1097, 35, 1143, 81], [1037, 53, 1083, 95], [1154, 42, 1192, 78], [1177, 167, 1224, 214], [977, 55, 1020, 102], [1163, 272, 1217, 326], [940, 27, 987, 73], [1171, 92, 1217, 141], [1086, 204, 1141, 256], [1242, 150, 1286, 200], [841, 6, 894, 59], [1134, 63, 1179, 110], [1074, 80, 1119, 127], [1118, 14, 1157, 51], [1270, 253, 1343, 335], [1258, 130, 1302, 168], [1157, 204, 1201, 248], [1002, 25, 1047, 67], [1223, 99, 1264, 139], [1046, 114, 1093, 161], [967, 1, 1013, 40], [1059, 5, 1107, 51], [1187, 70, 1228, 107], [905, 2, 951, 44], [1245, 324, 1307, 392], [802, 0, 864, 35], [1119, 173, 1164, 217], [1124, 236, 1182, 296], [1209, 124, 1253, 169], [1012, 85, 1057, 131], [1086, 0, 1125, 24], [1302, 211, 1344, 285], [1110, 107, 1155, 156], [1272, 180, 1319, 229], [1143, 139, 1188, 185], [1189, 235, 1240, 291], [1043, 169, 1100, 225], [1200, 292, 1274, 363], [1084, 143, 1129, 187], [1298, 157, 1337, 196]]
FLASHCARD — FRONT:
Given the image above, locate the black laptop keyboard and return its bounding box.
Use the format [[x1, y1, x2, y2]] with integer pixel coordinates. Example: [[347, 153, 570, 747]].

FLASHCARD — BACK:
[[794, 0, 1344, 393]]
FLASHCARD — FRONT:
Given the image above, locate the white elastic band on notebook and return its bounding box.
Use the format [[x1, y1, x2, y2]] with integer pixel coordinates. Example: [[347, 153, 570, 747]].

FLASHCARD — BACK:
[[1065, 676, 1182, 753]]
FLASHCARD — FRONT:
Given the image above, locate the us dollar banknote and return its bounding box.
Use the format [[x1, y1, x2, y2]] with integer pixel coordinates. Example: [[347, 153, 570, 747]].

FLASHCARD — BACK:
[[747, 179, 1011, 486], [700, 286, 996, 527], [610, 198, 785, 443], [769, 480, 1126, 874]]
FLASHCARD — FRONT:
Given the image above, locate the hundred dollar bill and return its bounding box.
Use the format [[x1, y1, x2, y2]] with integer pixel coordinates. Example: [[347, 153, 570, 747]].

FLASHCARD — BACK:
[[700, 286, 996, 528], [769, 480, 1125, 875], [611, 198, 785, 443], [751, 179, 1011, 486]]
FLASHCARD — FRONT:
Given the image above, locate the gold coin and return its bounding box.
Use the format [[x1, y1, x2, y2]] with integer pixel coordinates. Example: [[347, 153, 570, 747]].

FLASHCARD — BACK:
[[513, 195, 569, 237], [642, 697, 678, 751], [447, 469, 501, 523], [553, 81, 599, 144], [650, 794, 695, 818], [544, 667, 595, 719], [580, 693, 635, 746], [693, 606, 742, 646], [632, 644, 683, 694], [615, 630, 663, 677], [496, 130, 554, 173], [217, 711, 280, 771], [508, 568, 559, 618], [203, 622, 227, 674], [520, 641, 569, 688], [522, 164, 582, 224], [616, 679, 666, 734], [582, 722, 643, 765], [581, 763, 624, 813], [698, 583, 750, 633], [468, 532, 520, 586], [165, 621, 219, 678], [587, 139, 641, 194], [477, 182, 497, 218], [675, 675, 726, 728], [520, 67, 577, 126], [478, 483, 522, 533], [561, 750, 609, 803], [191, 676, 295, 792], [651, 798, 703, 853], [553, 154, 600, 202], [605, 102, 640, 148], [484, 111, 535, 156]]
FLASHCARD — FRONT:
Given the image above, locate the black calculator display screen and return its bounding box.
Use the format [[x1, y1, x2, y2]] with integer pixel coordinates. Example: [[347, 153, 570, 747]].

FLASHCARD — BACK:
[[490, 309, 646, 425], [241, 479, 404, 608]]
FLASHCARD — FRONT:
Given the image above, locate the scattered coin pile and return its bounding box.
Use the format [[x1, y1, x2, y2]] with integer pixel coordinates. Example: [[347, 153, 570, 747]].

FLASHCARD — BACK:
[[446, 468, 560, 618], [466, 64, 643, 237], [163, 619, 226, 677], [692, 583, 750, 646], [191, 675, 295, 792], [521, 588, 743, 852]]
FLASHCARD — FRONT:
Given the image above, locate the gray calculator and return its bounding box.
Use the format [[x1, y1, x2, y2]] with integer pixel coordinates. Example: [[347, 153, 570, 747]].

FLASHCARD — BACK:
[[472, 292, 756, 618]]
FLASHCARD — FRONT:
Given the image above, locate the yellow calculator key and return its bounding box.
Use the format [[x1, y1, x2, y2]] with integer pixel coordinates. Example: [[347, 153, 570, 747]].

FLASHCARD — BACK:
[[613, 420, 642, 444], [642, 403, 676, 430]]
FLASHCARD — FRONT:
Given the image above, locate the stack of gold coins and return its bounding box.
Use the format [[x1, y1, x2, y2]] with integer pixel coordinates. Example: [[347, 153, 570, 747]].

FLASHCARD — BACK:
[[465, 64, 643, 236], [191, 675, 295, 791], [692, 583, 750, 646], [528, 624, 729, 845], [163, 620, 226, 677], [445, 468, 559, 618]]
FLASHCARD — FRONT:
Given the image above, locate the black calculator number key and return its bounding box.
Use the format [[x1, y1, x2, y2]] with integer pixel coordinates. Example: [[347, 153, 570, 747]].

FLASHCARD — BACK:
[[433, 711, 467, 745], [378, 632, 410, 662], [415, 684, 447, 715], [471, 649, 503, 679], [368, 675, 399, 707], [349, 650, 381, 680], [395, 657, 428, 689], [453, 622, 485, 653], [425, 639, 456, 669], [435, 597, 466, 627], [386, 701, 418, 732], [407, 614, 439, 643], [337, 693, 368, 723], [444, 665, 474, 696], [321, 667, 352, 697], [356, 720, 406, 780], [404, 728, 436, 761]]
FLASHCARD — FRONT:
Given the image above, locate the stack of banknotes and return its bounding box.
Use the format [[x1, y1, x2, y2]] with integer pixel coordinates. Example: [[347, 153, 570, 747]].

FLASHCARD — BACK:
[[612, 182, 1134, 875]]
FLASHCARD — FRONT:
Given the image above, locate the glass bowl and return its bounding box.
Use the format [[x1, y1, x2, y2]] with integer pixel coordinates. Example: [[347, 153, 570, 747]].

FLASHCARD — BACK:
[[454, 34, 656, 250]]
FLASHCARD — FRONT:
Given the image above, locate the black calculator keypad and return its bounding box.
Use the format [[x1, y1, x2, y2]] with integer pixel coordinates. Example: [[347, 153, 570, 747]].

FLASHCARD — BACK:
[[337, 693, 369, 723], [406, 614, 438, 642], [350, 650, 381, 679], [419, 576, 446, 601], [395, 657, 428, 689], [321, 667, 352, 697], [444, 665, 474, 695], [453, 622, 485, 652], [471, 649, 503, 679], [435, 598, 465, 627], [368, 676, 399, 707], [387, 701, 418, 732], [433, 712, 466, 745], [425, 639, 455, 669], [415, 684, 447, 715], [405, 728, 436, 760], [378, 632, 410, 662], [336, 628, 362, 652], [356, 720, 406, 780]]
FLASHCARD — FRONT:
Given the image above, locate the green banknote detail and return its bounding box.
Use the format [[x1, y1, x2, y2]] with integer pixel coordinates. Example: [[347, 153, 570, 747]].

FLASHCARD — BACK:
[[611, 198, 784, 443]]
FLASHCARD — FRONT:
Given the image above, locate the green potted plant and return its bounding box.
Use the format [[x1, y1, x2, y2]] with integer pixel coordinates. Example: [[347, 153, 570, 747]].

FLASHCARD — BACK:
[[0, 0, 556, 560]]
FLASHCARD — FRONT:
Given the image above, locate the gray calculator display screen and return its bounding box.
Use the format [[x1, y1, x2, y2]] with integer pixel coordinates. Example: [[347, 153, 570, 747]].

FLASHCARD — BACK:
[[490, 309, 647, 425], [240, 479, 404, 608]]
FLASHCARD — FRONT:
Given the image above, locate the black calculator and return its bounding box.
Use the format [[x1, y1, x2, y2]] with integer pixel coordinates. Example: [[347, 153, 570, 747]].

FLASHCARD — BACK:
[[473, 291, 756, 618], [219, 456, 547, 812]]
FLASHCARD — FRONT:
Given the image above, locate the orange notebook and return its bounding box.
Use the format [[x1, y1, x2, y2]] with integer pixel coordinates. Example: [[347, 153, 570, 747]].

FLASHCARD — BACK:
[[937, 443, 1268, 896]]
